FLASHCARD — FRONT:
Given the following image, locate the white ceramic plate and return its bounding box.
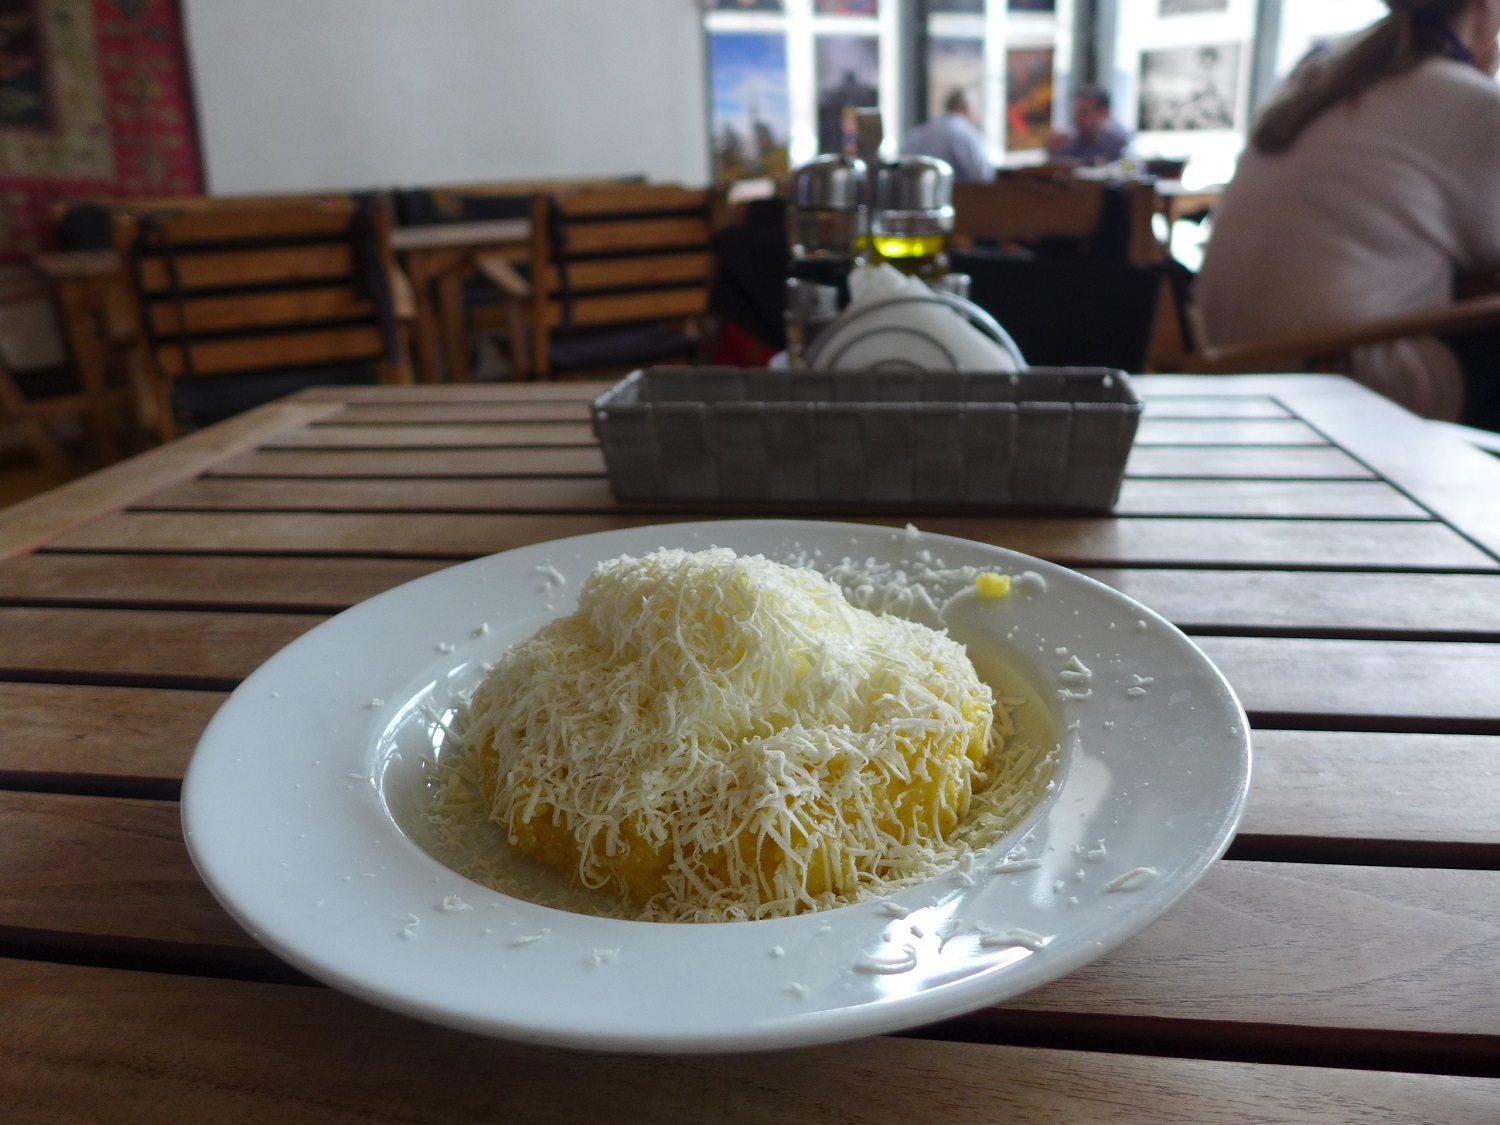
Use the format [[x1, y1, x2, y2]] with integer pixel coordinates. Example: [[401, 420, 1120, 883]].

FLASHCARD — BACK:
[[182, 520, 1250, 1053]]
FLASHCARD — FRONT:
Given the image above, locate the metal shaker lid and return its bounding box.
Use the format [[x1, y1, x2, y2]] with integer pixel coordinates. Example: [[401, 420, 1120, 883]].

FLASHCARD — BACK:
[[875, 156, 954, 213], [792, 155, 866, 211]]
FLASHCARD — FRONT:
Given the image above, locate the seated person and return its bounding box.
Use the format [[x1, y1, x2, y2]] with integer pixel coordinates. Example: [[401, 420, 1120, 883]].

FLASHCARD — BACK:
[[901, 89, 993, 183], [1046, 85, 1132, 165], [1196, 0, 1500, 423]]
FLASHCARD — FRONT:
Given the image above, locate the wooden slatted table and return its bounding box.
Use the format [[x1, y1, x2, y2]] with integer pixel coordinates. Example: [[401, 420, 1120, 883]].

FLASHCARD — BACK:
[[1, 373, 1497, 1121]]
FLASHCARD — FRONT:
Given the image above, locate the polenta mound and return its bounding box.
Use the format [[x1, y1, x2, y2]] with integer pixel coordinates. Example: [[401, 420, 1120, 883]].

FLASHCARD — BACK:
[[428, 548, 1055, 923]]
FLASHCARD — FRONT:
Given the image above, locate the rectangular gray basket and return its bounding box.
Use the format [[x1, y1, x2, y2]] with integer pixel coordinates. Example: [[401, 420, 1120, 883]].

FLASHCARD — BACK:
[[591, 366, 1142, 511]]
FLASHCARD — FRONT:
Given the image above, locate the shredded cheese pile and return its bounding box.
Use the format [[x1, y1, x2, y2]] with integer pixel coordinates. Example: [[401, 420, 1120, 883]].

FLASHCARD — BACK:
[[433, 547, 1053, 923]]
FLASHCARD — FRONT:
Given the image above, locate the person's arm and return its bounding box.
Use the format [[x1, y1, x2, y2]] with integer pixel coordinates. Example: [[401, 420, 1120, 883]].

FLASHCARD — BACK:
[[955, 125, 993, 183]]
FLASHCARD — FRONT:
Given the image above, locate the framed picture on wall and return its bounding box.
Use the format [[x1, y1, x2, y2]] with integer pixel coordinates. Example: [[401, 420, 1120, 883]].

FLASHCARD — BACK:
[[1160, 0, 1228, 13], [813, 1, 879, 14], [1138, 42, 1241, 130], [709, 32, 791, 181], [1006, 46, 1055, 150], [928, 38, 985, 126], [815, 35, 880, 155]]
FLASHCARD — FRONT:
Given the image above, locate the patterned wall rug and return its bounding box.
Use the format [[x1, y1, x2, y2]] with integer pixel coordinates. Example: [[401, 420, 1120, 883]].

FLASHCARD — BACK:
[[0, 0, 201, 259]]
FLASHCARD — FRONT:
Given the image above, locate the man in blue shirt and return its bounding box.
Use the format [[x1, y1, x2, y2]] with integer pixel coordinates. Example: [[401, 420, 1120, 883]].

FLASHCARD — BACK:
[[901, 89, 993, 182], [1046, 84, 1132, 165]]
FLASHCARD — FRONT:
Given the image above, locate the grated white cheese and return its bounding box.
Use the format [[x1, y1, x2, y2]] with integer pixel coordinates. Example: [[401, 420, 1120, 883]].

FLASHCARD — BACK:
[[854, 944, 919, 975], [992, 858, 1041, 875], [978, 927, 1048, 951], [1106, 867, 1158, 892], [432, 548, 1054, 925]]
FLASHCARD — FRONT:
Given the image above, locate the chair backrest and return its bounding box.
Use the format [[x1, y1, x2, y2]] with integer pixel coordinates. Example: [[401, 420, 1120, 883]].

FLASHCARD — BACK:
[[528, 185, 715, 375], [953, 249, 1167, 373], [954, 173, 1165, 266], [115, 199, 403, 392]]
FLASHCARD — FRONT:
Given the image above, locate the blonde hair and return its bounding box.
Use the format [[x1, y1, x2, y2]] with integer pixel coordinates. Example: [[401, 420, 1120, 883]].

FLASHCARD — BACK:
[[1252, 0, 1471, 154]]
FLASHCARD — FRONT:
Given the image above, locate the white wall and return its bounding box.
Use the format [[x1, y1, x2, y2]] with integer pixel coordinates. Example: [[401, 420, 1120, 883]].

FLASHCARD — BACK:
[[182, 0, 710, 195]]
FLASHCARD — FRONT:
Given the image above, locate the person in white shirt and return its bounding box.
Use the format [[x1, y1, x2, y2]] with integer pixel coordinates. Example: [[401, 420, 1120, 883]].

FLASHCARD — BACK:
[[1196, 0, 1500, 423], [901, 90, 993, 183]]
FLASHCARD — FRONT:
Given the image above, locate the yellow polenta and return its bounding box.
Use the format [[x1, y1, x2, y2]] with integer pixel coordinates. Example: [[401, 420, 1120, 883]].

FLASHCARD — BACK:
[[461, 547, 997, 922]]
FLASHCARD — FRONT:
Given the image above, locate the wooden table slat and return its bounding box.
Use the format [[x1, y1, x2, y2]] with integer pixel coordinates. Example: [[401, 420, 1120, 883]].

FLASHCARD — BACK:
[[0, 682, 224, 781], [263, 421, 599, 449], [1243, 730, 1500, 845], [1124, 445, 1377, 479], [1197, 635, 1500, 726], [135, 476, 1434, 522], [331, 400, 594, 424], [7, 694, 1498, 857], [2, 797, 1496, 1041], [4, 557, 1495, 641], [45, 512, 1500, 571], [0, 607, 320, 686], [1134, 418, 1330, 446], [210, 446, 610, 478], [290, 380, 611, 403], [7, 960, 1498, 1124], [1141, 396, 1294, 419], [1079, 568, 1500, 637], [0, 553, 448, 611]]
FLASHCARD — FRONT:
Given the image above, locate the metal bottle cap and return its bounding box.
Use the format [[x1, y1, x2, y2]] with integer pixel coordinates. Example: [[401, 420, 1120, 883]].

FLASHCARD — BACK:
[[874, 157, 955, 214], [792, 156, 867, 212]]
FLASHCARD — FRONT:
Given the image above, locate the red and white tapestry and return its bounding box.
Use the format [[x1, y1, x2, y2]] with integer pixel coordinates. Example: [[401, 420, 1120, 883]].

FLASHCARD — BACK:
[[0, 0, 202, 259]]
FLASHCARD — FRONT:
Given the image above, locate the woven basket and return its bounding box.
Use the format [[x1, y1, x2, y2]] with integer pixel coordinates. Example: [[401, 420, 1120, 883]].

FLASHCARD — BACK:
[[591, 366, 1142, 510]]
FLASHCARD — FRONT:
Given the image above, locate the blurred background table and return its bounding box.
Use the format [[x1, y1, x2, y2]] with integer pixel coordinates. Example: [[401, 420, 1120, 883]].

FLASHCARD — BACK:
[[389, 218, 533, 385], [1, 373, 1497, 1121]]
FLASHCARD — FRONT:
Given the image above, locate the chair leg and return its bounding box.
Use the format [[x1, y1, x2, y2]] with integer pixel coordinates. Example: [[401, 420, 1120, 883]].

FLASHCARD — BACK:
[[0, 360, 73, 477], [504, 299, 530, 381]]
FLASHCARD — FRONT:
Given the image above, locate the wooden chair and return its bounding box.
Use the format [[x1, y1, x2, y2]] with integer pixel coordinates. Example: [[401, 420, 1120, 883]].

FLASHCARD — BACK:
[[953, 172, 1166, 267], [1177, 292, 1500, 378], [478, 185, 714, 380], [0, 267, 135, 477], [113, 199, 414, 440]]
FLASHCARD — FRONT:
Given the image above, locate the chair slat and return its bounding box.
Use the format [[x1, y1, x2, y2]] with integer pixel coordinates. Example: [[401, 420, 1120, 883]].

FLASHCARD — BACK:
[[557, 251, 711, 292], [146, 287, 376, 336], [155, 326, 388, 378], [555, 185, 711, 216], [137, 203, 356, 244], [137, 244, 354, 292], [556, 288, 710, 328], [559, 216, 710, 255]]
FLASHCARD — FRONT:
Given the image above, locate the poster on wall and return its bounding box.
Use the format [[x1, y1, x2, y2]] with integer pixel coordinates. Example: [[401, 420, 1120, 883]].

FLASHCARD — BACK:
[[928, 38, 984, 126], [1138, 42, 1241, 130], [709, 32, 791, 182], [1006, 47, 1054, 150], [0, 0, 202, 260], [813, 1, 878, 14], [1160, 0, 1228, 13], [815, 36, 880, 155]]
